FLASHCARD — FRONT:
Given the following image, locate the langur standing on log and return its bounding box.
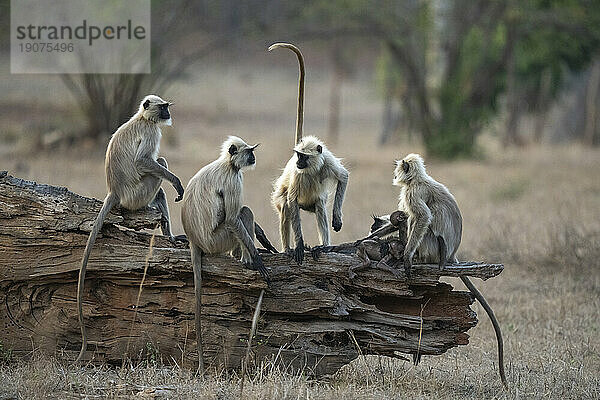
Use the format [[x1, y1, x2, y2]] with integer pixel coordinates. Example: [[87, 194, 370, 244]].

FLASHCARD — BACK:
[[269, 42, 349, 265]]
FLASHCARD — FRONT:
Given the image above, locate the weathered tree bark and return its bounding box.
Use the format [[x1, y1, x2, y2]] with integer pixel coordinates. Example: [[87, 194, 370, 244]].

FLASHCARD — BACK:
[[0, 172, 503, 376]]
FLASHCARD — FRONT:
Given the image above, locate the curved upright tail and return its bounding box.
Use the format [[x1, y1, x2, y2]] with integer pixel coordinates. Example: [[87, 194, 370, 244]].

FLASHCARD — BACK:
[[75, 192, 118, 363], [268, 42, 305, 144]]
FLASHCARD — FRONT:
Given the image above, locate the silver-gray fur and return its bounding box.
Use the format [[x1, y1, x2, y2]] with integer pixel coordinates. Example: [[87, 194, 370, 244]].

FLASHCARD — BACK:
[[392, 154, 506, 387], [182, 136, 264, 266], [393, 153, 462, 271], [181, 136, 268, 373], [76, 95, 184, 363], [268, 42, 349, 265], [272, 135, 349, 264]]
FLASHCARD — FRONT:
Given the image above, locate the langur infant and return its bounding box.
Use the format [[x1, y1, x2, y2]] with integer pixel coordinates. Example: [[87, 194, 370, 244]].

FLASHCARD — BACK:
[[368, 211, 408, 243]]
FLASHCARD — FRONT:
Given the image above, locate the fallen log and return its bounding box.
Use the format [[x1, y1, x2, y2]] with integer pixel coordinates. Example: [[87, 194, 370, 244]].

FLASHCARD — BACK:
[[0, 171, 503, 377]]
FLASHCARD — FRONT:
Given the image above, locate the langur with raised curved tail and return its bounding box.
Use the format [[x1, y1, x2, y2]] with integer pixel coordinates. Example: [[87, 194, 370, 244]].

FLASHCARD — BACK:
[[269, 43, 349, 265]]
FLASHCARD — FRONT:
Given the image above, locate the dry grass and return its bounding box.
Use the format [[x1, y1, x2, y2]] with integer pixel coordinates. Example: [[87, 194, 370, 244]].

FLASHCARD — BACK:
[[1, 63, 599, 399]]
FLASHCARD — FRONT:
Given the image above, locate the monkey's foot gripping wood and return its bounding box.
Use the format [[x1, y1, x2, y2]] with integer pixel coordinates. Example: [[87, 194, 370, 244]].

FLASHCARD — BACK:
[[0, 172, 504, 377]]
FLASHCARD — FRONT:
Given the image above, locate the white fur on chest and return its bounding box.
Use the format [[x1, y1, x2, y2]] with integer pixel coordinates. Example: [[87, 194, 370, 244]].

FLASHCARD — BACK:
[[295, 172, 327, 205]]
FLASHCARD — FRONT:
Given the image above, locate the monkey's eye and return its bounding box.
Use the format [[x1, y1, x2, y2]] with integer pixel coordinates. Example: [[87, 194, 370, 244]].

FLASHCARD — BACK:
[[402, 160, 409, 173]]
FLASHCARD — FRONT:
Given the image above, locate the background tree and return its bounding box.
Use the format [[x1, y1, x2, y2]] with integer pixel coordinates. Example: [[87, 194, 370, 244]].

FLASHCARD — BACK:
[[8, 0, 600, 153], [60, 0, 228, 140], [308, 0, 600, 157]]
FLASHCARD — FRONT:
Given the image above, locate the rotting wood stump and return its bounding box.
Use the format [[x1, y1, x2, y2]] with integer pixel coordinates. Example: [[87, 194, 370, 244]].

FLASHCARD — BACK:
[[0, 171, 503, 376]]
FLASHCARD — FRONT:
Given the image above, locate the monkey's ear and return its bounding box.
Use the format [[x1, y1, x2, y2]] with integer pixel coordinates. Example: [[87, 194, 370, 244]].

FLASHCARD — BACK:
[[401, 160, 409, 173], [316, 145, 322, 154], [228, 144, 238, 155], [143, 100, 150, 110]]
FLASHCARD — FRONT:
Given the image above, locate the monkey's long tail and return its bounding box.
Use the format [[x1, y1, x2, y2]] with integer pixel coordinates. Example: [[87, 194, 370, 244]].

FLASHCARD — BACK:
[[268, 42, 305, 145], [192, 248, 205, 374], [76, 192, 118, 363], [460, 276, 508, 389]]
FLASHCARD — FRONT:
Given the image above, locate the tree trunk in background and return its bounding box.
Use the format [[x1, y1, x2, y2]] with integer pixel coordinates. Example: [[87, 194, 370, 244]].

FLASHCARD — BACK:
[[386, 41, 433, 145], [328, 63, 343, 145], [0, 172, 505, 377], [379, 72, 400, 145], [584, 58, 600, 146], [504, 37, 524, 147], [533, 69, 552, 143], [328, 42, 349, 146]]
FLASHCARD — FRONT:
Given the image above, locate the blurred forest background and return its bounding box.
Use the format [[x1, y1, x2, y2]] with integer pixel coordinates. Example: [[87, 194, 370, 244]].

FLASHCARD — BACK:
[[1, 1, 599, 399], [1, 0, 600, 155]]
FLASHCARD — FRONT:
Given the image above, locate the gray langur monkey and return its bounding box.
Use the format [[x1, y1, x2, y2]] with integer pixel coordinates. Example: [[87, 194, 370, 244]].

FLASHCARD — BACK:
[[393, 153, 462, 274], [269, 42, 349, 265], [76, 95, 185, 363], [393, 153, 507, 388], [181, 136, 270, 373]]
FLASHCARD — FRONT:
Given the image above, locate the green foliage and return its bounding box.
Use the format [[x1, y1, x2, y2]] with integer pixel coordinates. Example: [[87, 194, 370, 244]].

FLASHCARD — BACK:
[[433, 22, 508, 158], [373, 0, 600, 158], [143, 342, 161, 366], [512, 0, 600, 111]]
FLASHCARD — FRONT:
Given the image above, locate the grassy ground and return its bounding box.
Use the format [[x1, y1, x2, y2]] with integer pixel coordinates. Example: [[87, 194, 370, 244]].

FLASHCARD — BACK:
[[0, 63, 599, 399]]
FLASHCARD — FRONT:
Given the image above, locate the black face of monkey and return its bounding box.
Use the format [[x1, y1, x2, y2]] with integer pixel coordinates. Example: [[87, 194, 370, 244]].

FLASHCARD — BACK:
[[401, 160, 409, 173], [158, 103, 171, 120], [228, 142, 257, 170], [246, 148, 256, 165], [296, 151, 309, 169], [142, 98, 171, 122]]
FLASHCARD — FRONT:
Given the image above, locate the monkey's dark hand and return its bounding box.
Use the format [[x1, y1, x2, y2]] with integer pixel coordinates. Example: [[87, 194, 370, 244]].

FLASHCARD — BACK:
[[311, 245, 327, 260], [332, 214, 343, 232], [293, 238, 304, 265], [249, 254, 271, 285], [173, 234, 189, 244], [173, 177, 185, 202]]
